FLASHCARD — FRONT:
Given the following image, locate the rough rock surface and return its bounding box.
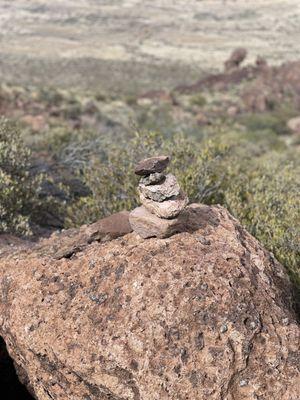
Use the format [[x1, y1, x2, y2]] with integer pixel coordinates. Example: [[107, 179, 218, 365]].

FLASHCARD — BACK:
[[0, 205, 299, 400], [138, 173, 180, 202], [139, 190, 189, 219], [38, 210, 132, 260], [129, 204, 218, 239], [134, 156, 170, 176], [140, 173, 165, 186]]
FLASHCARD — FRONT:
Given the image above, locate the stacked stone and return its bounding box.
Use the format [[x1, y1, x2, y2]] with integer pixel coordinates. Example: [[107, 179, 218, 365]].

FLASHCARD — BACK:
[[129, 156, 190, 238]]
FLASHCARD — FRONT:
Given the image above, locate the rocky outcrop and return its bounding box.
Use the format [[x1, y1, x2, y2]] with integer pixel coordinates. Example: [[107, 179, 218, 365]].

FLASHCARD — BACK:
[[0, 205, 299, 400], [224, 48, 247, 71]]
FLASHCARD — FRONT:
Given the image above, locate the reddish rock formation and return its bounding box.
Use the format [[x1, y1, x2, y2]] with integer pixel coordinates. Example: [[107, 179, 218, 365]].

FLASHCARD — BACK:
[[0, 206, 299, 399], [224, 48, 248, 71]]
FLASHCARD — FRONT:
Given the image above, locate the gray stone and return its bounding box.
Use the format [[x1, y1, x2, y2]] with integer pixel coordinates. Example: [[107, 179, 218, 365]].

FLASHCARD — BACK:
[[140, 190, 189, 219], [129, 203, 213, 239], [140, 172, 165, 186], [139, 173, 180, 202], [134, 156, 170, 176]]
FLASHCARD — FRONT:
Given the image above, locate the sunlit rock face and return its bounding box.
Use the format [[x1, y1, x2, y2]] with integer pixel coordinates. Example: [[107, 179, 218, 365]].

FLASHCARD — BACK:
[[0, 205, 299, 400]]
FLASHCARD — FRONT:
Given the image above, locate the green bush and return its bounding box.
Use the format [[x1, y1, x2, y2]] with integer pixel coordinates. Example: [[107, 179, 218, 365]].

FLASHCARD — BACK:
[[190, 93, 207, 107], [65, 130, 228, 227], [0, 118, 42, 234], [239, 110, 294, 136], [224, 153, 300, 285], [0, 118, 62, 235]]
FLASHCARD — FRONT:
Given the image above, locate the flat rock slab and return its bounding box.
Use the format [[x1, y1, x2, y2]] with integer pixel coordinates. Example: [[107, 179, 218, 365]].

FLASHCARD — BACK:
[[139, 173, 180, 202], [37, 211, 132, 260], [134, 155, 169, 176], [130, 203, 218, 238], [140, 190, 189, 218]]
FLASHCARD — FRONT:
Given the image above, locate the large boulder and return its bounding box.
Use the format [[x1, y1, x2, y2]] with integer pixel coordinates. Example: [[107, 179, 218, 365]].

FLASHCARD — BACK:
[[224, 48, 247, 71], [0, 205, 299, 400]]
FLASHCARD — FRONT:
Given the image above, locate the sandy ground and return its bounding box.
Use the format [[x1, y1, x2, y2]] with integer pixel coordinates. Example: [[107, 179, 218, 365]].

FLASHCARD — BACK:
[[0, 0, 300, 92]]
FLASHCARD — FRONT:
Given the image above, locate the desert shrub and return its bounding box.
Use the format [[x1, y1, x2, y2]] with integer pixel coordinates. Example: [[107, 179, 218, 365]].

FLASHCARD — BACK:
[[239, 109, 294, 136], [0, 118, 62, 235], [62, 103, 82, 120], [190, 93, 207, 107], [0, 118, 42, 234], [36, 87, 64, 107], [224, 152, 300, 285], [65, 130, 228, 227]]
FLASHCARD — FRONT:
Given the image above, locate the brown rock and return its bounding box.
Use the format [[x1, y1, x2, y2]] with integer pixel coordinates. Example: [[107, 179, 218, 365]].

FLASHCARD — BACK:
[[129, 203, 218, 238], [224, 47, 247, 71], [138, 173, 180, 202], [37, 210, 132, 259], [134, 155, 170, 176], [0, 205, 299, 400], [256, 55, 268, 68], [287, 116, 300, 134], [140, 190, 189, 218]]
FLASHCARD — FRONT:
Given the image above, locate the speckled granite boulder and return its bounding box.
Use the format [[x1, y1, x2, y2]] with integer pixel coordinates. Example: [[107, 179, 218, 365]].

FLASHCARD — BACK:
[[0, 205, 299, 400]]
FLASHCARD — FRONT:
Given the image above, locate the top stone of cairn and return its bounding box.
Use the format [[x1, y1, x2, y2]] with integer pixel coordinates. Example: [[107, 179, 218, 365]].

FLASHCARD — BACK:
[[134, 156, 170, 176]]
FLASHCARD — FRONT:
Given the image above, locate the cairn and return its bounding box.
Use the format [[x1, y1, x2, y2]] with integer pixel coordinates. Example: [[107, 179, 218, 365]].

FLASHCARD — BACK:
[[129, 156, 190, 238]]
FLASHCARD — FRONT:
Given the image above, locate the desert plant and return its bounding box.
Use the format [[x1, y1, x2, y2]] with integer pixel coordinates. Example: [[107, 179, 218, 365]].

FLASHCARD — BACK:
[[190, 93, 207, 107], [0, 118, 42, 234], [0, 118, 63, 235], [224, 153, 300, 285], [65, 130, 228, 227]]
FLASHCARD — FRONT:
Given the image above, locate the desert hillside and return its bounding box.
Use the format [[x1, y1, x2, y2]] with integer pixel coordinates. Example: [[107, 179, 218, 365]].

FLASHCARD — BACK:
[[1, 0, 300, 93]]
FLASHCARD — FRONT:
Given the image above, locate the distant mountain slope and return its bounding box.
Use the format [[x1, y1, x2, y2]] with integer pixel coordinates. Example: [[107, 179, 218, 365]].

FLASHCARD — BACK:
[[0, 0, 300, 93]]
